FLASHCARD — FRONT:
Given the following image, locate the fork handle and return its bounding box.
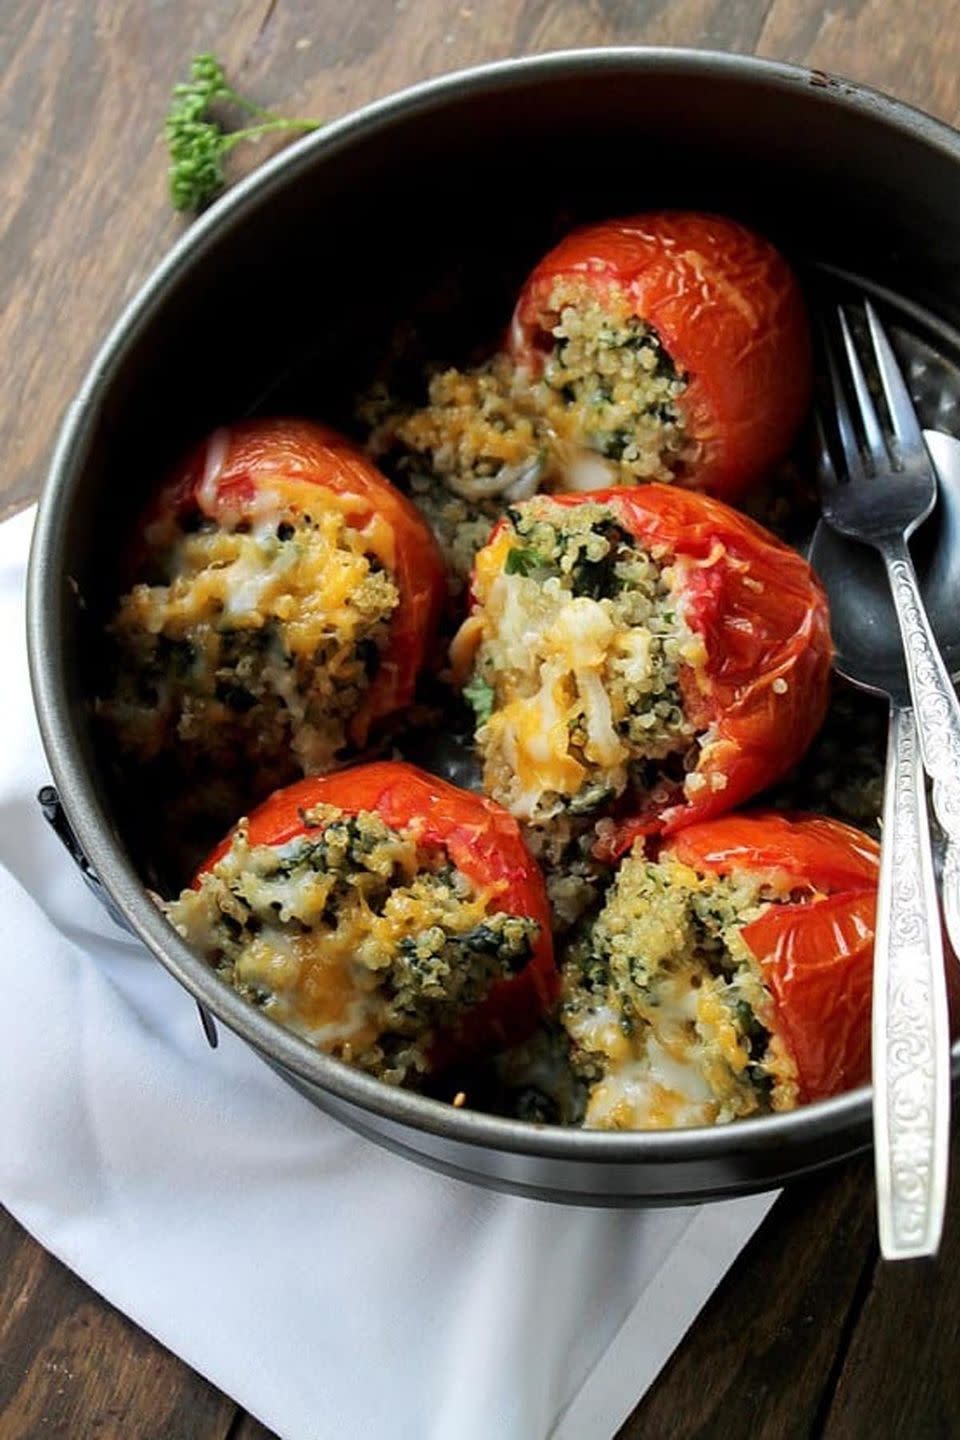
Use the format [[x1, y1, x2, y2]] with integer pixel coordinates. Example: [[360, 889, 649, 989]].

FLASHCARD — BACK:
[[944, 840, 960, 967], [880, 536, 960, 957], [873, 703, 950, 1259]]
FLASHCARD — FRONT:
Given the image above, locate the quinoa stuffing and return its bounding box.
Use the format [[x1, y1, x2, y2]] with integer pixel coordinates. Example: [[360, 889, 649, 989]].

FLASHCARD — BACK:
[[166, 803, 540, 1086], [363, 355, 545, 590], [362, 282, 690, 587], [102, 506, 399, 789], [561, 849, 799, 1129], [518, 279, 691, 482], [521, 813, 613, 935], [452, 496, 706, 824]]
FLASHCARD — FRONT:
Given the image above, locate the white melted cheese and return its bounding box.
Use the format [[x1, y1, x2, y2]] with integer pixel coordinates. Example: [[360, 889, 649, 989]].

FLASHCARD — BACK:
[[585, 1042, 716, 1129], [576, 669, 622, 767], [197, 427, 231, 512], [484, 580, 633, 813], [543, 594, 615, 668], [613, 628, 654, 688], [466, 512, 702, 823], [563, 450, 619, 492], [218, 519, 296, 619], [566, 952, 734, 1129], [234, 924, 383, 1051], [570, 985, 717, 1129]]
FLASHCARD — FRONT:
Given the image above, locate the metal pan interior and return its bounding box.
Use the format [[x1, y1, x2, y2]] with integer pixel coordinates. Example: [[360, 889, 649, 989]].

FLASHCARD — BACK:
[[26, 49, 960, 1202]]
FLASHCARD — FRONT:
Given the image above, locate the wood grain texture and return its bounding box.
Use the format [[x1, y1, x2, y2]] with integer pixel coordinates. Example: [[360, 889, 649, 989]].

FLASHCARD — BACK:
[[229, 1415, 280, 1440], [618, 1157, 879, 1440], [758, 0, 960, 123], [4, 0, 960, 526], [821, 1126, 960, 1440], [0, 1205, 236, 1439], [3, 1, 960, 1437]]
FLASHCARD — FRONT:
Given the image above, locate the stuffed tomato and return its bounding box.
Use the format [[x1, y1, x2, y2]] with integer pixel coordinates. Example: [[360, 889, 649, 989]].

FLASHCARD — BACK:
[[362, 213, 810, 591], [509, 211, 812, 500], [166, 762, 557, 1086], [561, 812, 879, 1129], [103, 419, 445, 793], [451, 486, 831, 836]]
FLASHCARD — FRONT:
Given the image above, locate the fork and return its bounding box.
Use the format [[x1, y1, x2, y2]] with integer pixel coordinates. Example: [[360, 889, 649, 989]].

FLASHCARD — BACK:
[[819, 302, 960, 951], [818, 299, 957, 1259]]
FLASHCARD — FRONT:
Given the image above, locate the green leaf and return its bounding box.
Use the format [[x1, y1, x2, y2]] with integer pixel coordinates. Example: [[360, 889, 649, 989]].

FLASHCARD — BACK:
[[463, 674, 495, 726], [504, 544, 548, 578]]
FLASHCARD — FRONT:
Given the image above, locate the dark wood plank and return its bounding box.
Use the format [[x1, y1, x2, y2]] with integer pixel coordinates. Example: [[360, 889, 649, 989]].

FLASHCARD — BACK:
[[758, 0, 960, 125], [0, 1206, 237, 1440], [229, 1416, 279, 1440], [6, 0, 960, 523], [618, 1159, 878, 1440], [820, 1127, 960, 1440], [622, 1127, 960, 1440], [0, 0, 270, 521]]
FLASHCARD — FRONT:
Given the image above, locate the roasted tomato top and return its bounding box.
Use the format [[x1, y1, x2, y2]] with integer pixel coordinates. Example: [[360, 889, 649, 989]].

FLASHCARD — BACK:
[[199, 762, 557, 1064], [149, 418, 446, 744], [509, 211, 812, 501], [663, 811, 879, 1103]]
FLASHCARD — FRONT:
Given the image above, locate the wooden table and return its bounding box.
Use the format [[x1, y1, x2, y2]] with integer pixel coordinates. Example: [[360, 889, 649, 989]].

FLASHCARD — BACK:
[[3, 3, 960, 1436]]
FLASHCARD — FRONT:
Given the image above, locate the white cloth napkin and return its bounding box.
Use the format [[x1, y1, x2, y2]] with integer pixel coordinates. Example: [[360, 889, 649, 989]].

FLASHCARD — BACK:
[[0, 505, 777, 1440]]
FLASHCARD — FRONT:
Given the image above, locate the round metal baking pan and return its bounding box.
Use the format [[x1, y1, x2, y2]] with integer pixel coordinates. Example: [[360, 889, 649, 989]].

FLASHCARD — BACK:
[[27, 48, 960, 1204]]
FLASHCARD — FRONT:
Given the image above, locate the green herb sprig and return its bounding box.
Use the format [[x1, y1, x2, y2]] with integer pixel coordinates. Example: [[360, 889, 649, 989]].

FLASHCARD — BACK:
[[166, 53, 321, 212], [463, 674, 496, 727], [503, 544, 558, 581]]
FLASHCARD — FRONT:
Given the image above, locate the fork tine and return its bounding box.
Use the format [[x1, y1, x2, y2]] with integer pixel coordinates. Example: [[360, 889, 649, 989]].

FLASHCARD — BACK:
[[837, 306, 889, 467], [864, 300, 929, 468], [813, 409, 840, 494], [820, 312, 867, 483]]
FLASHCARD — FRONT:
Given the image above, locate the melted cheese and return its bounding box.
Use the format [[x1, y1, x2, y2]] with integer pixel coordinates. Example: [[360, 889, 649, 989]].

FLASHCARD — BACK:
[[198, 427, 230, 511], [458, 496, 709, 822], [585, 1044, 717, 1130], [490, 664, 586, 813], [236, 930, 381, 1050], [476, 572, 630, 812], [108, 484, 401, 777], [167, 819, 506, 1080], [568, 968, 724, 1129], [561, 855, 800, 1130], [120, 507, 388, 655]]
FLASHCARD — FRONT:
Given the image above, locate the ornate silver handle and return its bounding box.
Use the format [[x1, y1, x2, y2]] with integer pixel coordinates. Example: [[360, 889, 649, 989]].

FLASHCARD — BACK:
[[881, 538, 960, 959], [873, 704, 951, 1259], [944, 839, 960, 967]]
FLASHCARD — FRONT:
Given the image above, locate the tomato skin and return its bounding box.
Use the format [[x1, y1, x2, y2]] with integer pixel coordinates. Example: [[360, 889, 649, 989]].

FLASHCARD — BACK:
[[498, 487, 831, 846], [509, 212, 812, 501], [665, 810, 880, 895], [740, 891, 875, 1103], [662, 811, 880, 1102], [199, 762, 558, 1062], [147, 419, 446, 746]]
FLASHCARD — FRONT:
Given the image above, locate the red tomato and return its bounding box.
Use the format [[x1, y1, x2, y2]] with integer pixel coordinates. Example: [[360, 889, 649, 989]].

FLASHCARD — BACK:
[[509, 212, 812, 501], [664, 810, 879, 895], [200, 762, 558, 1063], [663, 811, 880, 1102], [148, 419, 446, 745], [492, 487, 832, 847]]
